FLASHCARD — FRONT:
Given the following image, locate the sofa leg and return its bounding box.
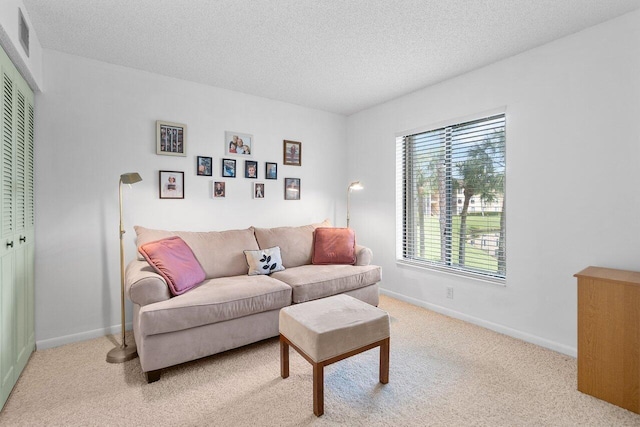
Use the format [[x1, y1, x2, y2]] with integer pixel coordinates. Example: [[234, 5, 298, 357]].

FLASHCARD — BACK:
[[145, 370, 161, 383]]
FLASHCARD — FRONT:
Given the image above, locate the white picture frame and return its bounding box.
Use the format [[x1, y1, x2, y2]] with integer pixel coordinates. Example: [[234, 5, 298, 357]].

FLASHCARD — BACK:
[[157, 120, 187, 156], [225, 131, 253, 156]]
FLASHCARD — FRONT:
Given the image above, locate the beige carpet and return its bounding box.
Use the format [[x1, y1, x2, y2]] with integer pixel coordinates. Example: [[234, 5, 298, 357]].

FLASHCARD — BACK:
[[1, 295, 639, 426]]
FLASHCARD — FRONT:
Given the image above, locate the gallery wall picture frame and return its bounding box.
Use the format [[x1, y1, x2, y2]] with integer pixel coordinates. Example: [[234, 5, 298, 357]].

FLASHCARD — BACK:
[[225, 131, 253, 156], [265, 162, 277, 180], [213, 181, 226, 198], [157, 120, 187, 156], [222, 158, 236, 177], [254, 182, 265, 199], [159, 170, 185, 199], [283, 140, 301, 166], [284, 177, 300, 200], [245, 160, 258, 179], [197, 156, 212, 176]]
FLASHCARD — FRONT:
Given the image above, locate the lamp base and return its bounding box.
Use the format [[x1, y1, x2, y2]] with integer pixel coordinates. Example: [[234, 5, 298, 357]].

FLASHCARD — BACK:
[[106, 343, 138, 363]]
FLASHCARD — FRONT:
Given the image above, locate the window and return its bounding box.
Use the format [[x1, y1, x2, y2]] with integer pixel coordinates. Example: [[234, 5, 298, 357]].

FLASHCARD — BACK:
[[397, 113, 506, 281]]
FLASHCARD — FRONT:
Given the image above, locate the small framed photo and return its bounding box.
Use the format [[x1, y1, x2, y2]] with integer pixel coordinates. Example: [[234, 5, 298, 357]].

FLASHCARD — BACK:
[[283, 140, 301, 166], [222, 158, 236, 178], [225, 131, 253, 156], [254, 182, 265, 199], [213, 181, 225, 198], [284, 178, 300, 200], [245, 160, 258, 179], [159, 170, 184, 199], [265, 162, 277, 180], [157, 120, 186, 156], [197, 156, 212, 176]]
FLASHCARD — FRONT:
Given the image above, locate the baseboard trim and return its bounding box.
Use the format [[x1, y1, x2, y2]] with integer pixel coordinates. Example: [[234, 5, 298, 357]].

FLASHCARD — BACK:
[[379, 288, 577, 358], [36, 322, 133, 350]]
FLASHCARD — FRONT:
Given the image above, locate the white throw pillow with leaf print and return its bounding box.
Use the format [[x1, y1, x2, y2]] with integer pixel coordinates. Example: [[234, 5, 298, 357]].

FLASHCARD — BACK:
[[243, 246, 285, 275]]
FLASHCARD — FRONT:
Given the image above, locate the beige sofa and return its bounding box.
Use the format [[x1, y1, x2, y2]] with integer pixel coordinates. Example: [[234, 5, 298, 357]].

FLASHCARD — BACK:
[[125, 221, 381, 383]]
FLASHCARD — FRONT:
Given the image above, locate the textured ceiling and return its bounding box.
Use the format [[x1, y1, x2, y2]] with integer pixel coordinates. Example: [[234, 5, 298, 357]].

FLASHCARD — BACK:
[[22, 0, 640, 115]]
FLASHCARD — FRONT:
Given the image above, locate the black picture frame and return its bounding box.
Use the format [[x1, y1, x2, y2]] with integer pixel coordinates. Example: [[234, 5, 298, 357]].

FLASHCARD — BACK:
[[222, 158, 236, 178], [284, 178, 300, 200], [265, 162, 277, 180], [245, 160, 258, 179], [197, 156, 212, 176], [254, 182, 265, 199], [213, 181, 225, 198], [159, 170, 185, 199]]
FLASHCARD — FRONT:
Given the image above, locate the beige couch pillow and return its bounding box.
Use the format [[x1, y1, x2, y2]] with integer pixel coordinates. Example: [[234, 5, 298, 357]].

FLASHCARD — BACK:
[[252, 219, 331, 268], [134, 226, 259, 279]]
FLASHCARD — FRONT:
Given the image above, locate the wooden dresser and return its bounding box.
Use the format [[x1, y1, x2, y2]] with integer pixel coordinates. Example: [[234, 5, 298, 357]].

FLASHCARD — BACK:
[[574, 266, 640, 414]]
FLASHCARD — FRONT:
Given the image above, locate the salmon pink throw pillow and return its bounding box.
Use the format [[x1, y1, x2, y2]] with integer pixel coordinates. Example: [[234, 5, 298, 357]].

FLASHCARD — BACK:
[[312, 228, 356, 265], [139, 236, 206, 296]]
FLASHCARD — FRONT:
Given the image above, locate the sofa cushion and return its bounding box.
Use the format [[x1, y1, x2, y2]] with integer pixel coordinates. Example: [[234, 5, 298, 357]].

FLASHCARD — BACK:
[[244, 246, 285, 275], [135, 226, 260, 279], [253, 219, 330, 268], [138, 275, 292, 336], [312, 227, 356, 265], [270, 264, 381, 303], [138, 236, 206, 296]]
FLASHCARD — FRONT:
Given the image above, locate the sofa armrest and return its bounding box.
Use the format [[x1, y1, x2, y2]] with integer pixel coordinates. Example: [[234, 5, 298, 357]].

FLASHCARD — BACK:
[[125, 260, 171, 306], [355, 245, 373, 266]]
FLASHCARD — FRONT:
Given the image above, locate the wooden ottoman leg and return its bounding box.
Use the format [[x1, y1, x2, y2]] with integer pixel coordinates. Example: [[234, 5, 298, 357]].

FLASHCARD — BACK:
[[380, 337, 389, 384], [313, 362, 324, 416], [280, 335, 289, 379]]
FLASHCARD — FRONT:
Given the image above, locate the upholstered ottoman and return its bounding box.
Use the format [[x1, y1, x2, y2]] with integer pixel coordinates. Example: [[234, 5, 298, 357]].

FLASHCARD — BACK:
[[279, 294, 390, 416]]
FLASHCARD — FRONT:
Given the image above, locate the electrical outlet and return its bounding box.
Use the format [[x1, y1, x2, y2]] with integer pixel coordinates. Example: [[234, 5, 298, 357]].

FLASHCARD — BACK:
[[446, 287, 454, 299]]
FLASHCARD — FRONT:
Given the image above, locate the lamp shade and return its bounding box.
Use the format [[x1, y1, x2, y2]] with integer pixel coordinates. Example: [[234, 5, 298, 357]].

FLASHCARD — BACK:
[[121, 172, 142, 185], [348, 181, 363, 191]]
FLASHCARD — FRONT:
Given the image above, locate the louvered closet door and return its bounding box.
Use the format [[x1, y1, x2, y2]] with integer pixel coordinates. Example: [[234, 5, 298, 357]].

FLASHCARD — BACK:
[[24, 102, 34, 368], [0, 43, 35, 409], [13, 80, 34, 375], [0, 59, 15, 407]]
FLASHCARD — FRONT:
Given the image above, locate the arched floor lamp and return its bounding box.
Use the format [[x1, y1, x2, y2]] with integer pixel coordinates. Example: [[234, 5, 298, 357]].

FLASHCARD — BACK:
[[107, 172, 142, 363], [347, 181, 363, 228]]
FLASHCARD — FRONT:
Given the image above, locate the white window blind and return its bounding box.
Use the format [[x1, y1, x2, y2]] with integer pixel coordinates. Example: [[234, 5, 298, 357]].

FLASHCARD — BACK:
[[397, 113, 506, 281]]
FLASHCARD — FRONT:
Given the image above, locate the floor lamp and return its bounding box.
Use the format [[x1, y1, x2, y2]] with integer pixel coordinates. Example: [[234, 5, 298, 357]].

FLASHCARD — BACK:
[[347, 181, 363, 228], [107, 172, 142, 363]]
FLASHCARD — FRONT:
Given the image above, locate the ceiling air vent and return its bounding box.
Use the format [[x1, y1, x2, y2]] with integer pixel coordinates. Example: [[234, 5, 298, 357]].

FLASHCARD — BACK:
[[19, 8, 29, 57]]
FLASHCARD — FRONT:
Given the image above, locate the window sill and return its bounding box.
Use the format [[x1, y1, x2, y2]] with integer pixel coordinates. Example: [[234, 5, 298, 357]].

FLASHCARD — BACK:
[[396, 259, 506, 287]]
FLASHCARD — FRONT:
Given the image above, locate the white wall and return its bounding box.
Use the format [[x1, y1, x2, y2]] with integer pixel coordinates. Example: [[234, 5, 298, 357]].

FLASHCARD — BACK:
[[34, 50, 347, 348], [0, 0, 43, 90], [347, 9, 640, 356]]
